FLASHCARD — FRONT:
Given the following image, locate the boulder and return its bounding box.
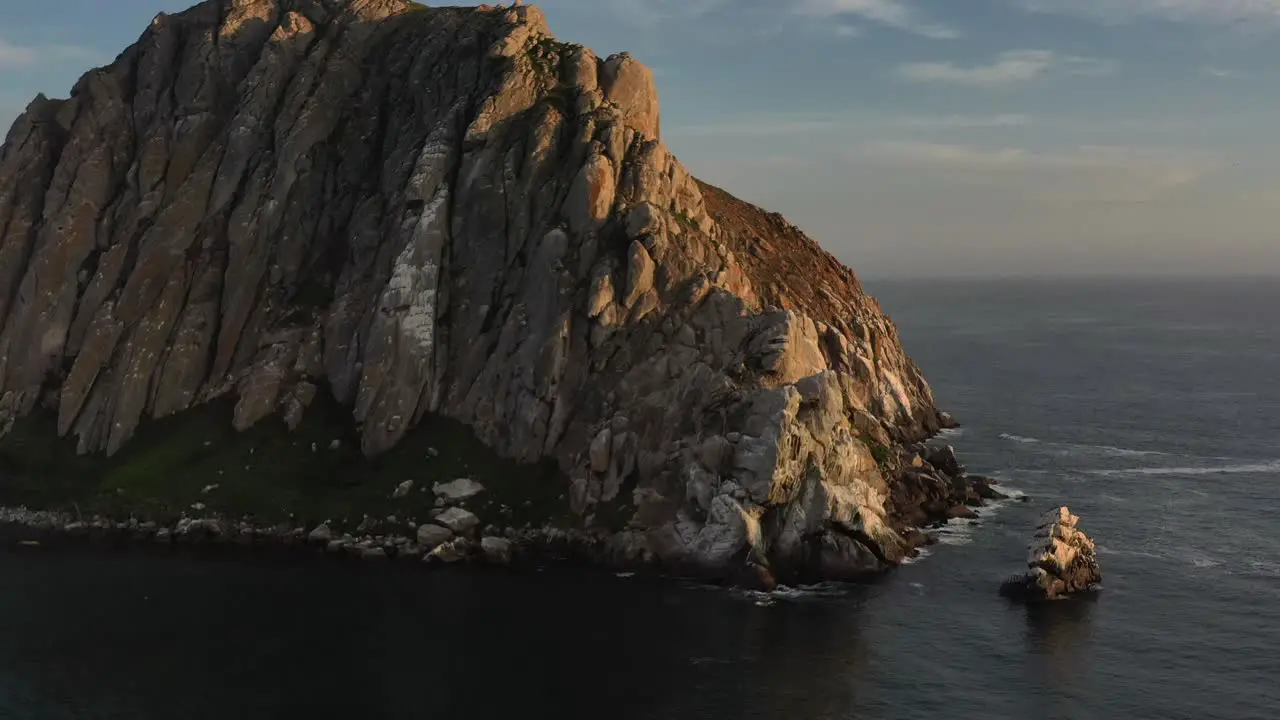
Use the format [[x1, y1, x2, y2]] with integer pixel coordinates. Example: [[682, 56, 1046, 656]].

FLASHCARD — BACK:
[[175, 518, 223, 541], [415, 523, 454, 550], [307, 523, 333, 544], [926, 445, 965, 478], [480, 536, 514, 564], [740, 561, 778, 592], [968, 475, 1007, 502], [431, 478, 485, 502], [434, 507, 481, 534], [392, 480, 415, 499], [1000, 506, 1101, 602]]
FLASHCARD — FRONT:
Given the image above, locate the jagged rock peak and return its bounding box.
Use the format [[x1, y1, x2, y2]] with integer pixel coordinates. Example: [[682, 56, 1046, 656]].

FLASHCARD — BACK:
[[0, 0, 948, 583]]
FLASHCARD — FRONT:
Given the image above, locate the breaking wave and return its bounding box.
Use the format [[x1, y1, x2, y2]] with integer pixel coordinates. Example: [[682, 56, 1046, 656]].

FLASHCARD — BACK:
[[931, 517, 976, 546], [737, 581, 855, 606], [998, 433, 1167, 458]]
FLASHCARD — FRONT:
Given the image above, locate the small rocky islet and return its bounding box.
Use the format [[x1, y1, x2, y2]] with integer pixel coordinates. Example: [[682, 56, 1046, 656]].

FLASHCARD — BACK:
[[1000, 506, 1102, 602], [1, 0, 1052, 589]]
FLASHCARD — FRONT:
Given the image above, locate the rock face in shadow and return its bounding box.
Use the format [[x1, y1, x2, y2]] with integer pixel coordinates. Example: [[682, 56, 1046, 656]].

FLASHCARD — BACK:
[[1001, 506, 1102, 602], [0, 0, 955, 583]]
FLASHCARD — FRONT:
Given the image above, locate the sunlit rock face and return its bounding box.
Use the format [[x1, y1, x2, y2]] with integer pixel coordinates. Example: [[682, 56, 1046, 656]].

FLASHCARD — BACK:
[[0, 0, 950, 583]]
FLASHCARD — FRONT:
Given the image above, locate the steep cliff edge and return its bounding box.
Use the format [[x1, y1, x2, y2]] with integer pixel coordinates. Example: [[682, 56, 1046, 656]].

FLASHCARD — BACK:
[[0, 0, 968, 583]]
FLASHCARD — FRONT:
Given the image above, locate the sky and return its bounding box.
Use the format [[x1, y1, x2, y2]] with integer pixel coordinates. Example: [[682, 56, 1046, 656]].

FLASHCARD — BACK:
[[2, 0, 1278, 278]]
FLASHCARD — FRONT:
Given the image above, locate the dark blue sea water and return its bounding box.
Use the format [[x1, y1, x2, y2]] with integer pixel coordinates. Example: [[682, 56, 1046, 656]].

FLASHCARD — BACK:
[[2, 278, 1277, 719]]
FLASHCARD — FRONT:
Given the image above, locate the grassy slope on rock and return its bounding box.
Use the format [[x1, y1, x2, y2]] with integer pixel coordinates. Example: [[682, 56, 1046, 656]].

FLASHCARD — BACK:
[[0, 392, 571, 532]]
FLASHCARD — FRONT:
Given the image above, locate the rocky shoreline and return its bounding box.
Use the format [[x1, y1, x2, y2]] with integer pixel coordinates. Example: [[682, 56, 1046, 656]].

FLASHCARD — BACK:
[[0, 504, 622, 570], [2, 435, 1022, 589]]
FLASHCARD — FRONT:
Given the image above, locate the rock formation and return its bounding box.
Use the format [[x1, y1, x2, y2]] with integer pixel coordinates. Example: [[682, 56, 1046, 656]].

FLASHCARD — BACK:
[[0, 0, 985, 584], [1001, 506, 1101, 602]]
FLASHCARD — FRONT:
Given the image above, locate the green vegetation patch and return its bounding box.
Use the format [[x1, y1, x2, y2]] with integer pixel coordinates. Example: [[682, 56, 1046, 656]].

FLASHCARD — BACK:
[[524, 35, 571, 81], [673, 210, 702, 234], [0, 390, 572, 532], [863, 438, 895, 476]]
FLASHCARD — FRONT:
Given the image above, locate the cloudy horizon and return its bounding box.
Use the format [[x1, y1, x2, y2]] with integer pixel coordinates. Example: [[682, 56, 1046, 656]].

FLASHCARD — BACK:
[[3, 0, 1278, 278]]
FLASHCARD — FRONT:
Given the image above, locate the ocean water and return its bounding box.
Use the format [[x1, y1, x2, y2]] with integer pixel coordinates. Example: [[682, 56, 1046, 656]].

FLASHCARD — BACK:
[[1, 277, 1277, 719]]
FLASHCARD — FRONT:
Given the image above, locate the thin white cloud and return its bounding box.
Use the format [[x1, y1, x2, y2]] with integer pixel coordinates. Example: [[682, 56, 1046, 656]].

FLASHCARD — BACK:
[[861, 140, 1209, 170], [897, 50, 1115, 88], [1061, 55, 1118, 76], [899, 113, 1035, 128], [794, 0, 959, 38], [1015, 0, 1280, 27], [667, 113, 1035, 138], [854, 141, 1218, 201], [0, 40, 37, 68], [668, 119, 842, 137], [1203, 66, 1240, 77], [861, 141, 1037, 169], [835, 24, 862, 37], [0, 38, 98, 69], [588, 0, 731, 27]]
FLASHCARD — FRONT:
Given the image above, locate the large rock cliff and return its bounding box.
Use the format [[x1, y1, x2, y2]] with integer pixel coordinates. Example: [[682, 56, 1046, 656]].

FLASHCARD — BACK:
[[0, 0, 956, 583]]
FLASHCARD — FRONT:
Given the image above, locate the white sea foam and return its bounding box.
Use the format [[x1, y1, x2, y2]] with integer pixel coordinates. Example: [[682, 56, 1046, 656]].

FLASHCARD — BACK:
[[1094, 445, 1169, 458], [937, 427, 965, 439], [1096, 545, 1162, 560], [972, 489, 1022, 521], [1099, 542, 1230, 572], [901, 545, 933, 564], [1090, 461, 1280, 477], [931, 517, 976, 546], [736, 582, 852, 605], [999, 433, 1039, 445], [1249, 560, 1280, 577], [909, 481, 1027, 552], [999, 433, 1167, 458]]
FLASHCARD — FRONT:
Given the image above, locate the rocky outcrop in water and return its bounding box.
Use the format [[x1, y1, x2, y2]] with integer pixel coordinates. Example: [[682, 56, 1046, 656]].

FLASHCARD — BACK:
[[0, 0, 972, 584], [1001, 506, 1101, 602]]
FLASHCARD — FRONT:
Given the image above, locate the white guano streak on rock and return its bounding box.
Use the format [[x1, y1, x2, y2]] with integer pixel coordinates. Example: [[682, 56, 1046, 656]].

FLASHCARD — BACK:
[[878, 367, 914, 421], [354, 134, 453, 441], [385, 191, 445, 357]]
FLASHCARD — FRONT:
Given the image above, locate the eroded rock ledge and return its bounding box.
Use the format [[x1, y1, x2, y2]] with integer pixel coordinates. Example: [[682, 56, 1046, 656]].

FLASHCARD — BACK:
[[1, 0, 982, 584]]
